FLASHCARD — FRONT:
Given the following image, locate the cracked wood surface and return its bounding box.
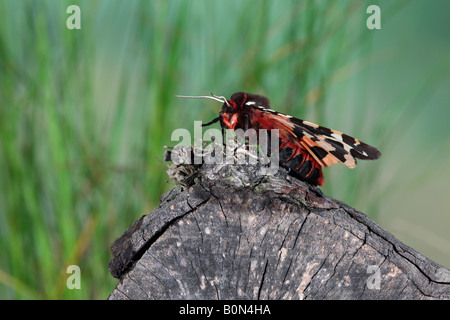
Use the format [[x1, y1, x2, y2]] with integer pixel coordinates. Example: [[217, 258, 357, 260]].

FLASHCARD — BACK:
[[108, 163, 450, 300]]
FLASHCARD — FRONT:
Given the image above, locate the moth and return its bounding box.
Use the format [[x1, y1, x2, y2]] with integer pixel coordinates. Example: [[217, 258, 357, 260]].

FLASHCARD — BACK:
[[175, 92, 381, 186]]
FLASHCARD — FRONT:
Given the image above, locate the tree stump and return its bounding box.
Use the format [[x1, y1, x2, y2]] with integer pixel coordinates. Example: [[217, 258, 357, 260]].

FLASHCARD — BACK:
[[108, 159, 450, 300]]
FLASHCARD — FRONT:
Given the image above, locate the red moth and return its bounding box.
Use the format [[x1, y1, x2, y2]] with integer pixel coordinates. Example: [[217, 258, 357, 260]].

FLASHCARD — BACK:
[[175, 92, 381, 186]]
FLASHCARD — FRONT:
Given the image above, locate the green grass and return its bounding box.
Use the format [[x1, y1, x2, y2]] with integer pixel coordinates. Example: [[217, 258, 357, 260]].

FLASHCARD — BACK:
[[1, 0, 449, 299]]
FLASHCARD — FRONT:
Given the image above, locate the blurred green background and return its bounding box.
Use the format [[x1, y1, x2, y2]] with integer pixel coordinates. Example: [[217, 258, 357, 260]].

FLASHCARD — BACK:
[[0, 0, 449, 299]]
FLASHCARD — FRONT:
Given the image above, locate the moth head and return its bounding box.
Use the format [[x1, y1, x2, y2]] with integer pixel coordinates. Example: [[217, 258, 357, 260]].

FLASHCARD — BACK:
[[221, 92, 254, 114], [228, 92, 271, 111], [175, 91, 270, 114]]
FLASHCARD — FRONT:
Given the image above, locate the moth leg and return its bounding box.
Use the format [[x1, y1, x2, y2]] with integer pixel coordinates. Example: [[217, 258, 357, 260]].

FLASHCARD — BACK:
[[202, 116, 221, 127], [219, 117, 225, 146], [244, 114, 249, 134], [232, 114, 249, 151], [240, 114, 250, 148], [221, 126, 225, 146]]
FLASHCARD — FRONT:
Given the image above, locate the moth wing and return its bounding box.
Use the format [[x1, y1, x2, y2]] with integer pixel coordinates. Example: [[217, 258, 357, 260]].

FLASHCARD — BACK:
[[290, 118, 381, 168], [251, 107, 380, 169]]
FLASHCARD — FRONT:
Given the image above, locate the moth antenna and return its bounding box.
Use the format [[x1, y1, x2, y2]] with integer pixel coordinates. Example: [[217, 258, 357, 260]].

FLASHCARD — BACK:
[[174, 93, 229, 106], [210, 92, 230, 106]]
